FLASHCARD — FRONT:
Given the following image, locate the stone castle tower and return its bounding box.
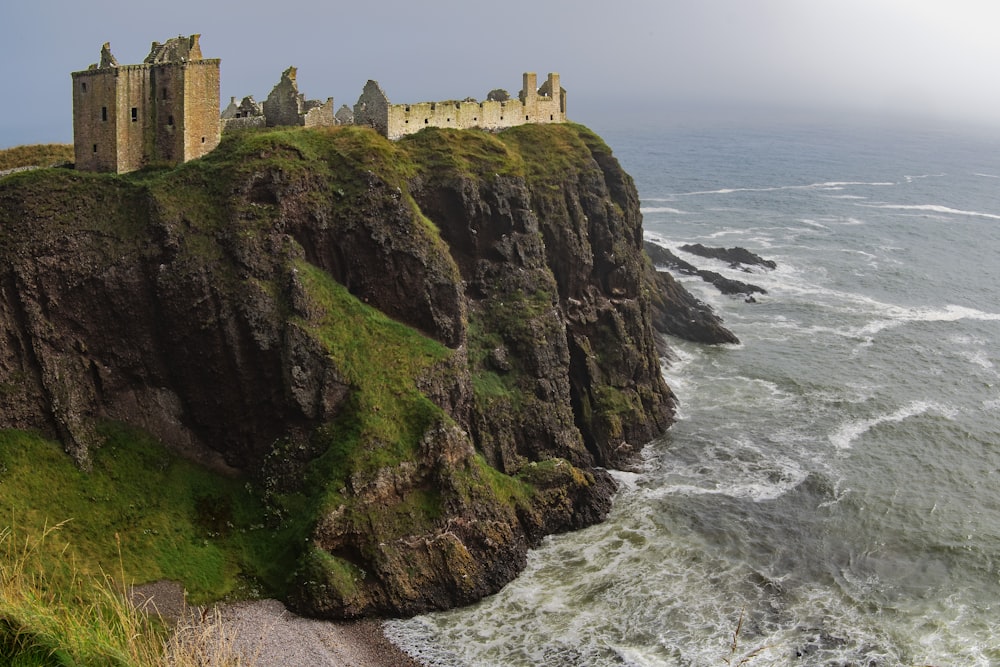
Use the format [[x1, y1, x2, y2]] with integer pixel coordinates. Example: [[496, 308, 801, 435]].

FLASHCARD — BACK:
[[71, 35, 220, 173]]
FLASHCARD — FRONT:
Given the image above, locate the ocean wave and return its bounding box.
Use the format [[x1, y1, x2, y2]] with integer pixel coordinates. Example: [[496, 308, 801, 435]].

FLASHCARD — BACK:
[[639, 206, 688, 214], [850, 304, 1000, 339], [670, 181, 896, 197], [858, 203, 1000, 220], [828, 400, 957, 450], [800, 219, 830, 229], [960, 349, 994, 370]]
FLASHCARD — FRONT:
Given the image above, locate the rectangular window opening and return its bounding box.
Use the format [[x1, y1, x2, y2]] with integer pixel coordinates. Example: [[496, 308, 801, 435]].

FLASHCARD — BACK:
[[168, 115, 174, 126], [81, 82, 87, 92], [92, 144, 97, 153], [101, 107, 107, 121], [131, 107, 138, 122]]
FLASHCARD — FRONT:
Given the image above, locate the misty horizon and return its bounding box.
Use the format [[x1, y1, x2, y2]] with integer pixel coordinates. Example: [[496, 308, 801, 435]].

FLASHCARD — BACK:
[[3, 0, 1000, 148]]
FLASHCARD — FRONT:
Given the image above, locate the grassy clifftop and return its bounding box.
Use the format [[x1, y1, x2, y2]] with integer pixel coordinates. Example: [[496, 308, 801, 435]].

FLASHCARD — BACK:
[[0, 144, 73, 171]]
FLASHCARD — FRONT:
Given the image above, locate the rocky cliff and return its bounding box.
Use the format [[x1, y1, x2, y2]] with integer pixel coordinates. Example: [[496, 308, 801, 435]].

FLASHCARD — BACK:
[[0, 124, 676, 618]]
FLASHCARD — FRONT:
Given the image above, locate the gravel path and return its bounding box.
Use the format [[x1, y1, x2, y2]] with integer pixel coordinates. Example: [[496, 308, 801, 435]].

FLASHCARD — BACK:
[[131, 582, 424, 666]]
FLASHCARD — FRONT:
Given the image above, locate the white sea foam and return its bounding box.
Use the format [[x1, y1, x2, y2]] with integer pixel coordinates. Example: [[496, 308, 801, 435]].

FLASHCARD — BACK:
[[608, 469, 643, 490], [859, 203, 1000, 220], [828, 401, 956, 450], [639, 206, 688, 214], [958, 349, 994, 370], [973, 172, 1000, 179], [800, 218, 829, 229], [671, 180, 895, 197]]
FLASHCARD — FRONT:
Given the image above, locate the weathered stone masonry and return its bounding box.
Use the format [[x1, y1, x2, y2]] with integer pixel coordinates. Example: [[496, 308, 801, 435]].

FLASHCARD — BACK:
[[72, 35, 220, 173], [224, 69, 566, 140], [354, 72, 567, 140], [72, 32, 566, 171]]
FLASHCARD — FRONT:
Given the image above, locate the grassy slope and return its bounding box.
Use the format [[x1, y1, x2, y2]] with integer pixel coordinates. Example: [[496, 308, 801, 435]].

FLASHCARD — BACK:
[[0, 144, 73, 171], [0, 124, 610, 655]]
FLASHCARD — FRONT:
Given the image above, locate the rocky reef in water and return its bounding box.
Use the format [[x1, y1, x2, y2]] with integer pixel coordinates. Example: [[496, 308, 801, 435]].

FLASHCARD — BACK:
[[0, 123, 727, 618], [645, 240, 770, 300]]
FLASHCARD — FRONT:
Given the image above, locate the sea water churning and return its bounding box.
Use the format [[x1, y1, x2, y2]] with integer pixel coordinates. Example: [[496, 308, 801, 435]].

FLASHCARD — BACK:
[[387, 120, 1000, 666]]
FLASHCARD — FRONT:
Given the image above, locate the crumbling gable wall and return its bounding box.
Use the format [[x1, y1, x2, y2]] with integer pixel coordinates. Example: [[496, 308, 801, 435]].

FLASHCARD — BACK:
[[353, 80, 391, 136], [335, 104, 354, 125], [261, 67, 335, 128]]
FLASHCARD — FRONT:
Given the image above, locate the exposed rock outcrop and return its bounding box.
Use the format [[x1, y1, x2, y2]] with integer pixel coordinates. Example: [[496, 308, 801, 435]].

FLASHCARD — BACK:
[[645, 269, 739, 345], [645, 240, 767, 298], [678, 243, 777, 270], [0, 123, 673, 618]]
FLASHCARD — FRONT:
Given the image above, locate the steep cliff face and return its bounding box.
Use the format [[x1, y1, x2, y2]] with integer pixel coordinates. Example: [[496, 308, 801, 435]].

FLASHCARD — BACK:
[[0, 124, 673, 617]]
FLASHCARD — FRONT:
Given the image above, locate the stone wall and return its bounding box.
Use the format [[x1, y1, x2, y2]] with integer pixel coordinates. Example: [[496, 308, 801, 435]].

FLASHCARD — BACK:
[[221, 116, 267, 131], [260, 67, 335, 129], [353, 80, 391, 136], [151, 63, 184, 167], [72, 36, 220, 173], [180, 60, 221, 161], [301, 98, 335, 128], [356, 72, 567, 140], [72, 68, 120, 172], [114, 65, 154, 173]]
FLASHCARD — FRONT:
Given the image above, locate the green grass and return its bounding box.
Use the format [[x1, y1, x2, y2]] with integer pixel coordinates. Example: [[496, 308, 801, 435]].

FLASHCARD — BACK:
[[400, 127, 525, 181], [0, 144, 73, 171], [291, 261, 450, 501], [0, 521, 251, 666], [0, 426, 298, 603], [1, 122, 620, 616]]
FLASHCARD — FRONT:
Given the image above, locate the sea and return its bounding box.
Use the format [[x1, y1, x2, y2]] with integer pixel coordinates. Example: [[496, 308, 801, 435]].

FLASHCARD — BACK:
[[384, 115, 1000, 666]]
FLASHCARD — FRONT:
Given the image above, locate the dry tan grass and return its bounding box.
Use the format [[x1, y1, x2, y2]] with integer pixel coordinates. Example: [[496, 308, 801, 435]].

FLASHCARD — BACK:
[[0, 522, 254, 666], [0, 144, 73, 170]]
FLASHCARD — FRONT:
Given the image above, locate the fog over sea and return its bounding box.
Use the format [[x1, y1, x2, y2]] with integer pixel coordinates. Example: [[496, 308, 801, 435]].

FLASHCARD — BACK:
[[385, 118, 1000, 666]]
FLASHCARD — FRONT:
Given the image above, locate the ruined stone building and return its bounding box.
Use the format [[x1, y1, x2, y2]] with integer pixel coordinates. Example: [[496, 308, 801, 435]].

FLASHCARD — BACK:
[[354, 72, 566, 140], [221, 95, 265, 131], [221, 67, 335, 133], [262, 67, 335, 128], [72, 35, 220, 173], [72, 32, 566, 171], [221, 70, 566, 140]]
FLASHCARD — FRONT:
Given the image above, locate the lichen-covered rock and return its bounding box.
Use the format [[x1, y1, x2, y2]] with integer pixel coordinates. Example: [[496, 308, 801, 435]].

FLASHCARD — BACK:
[[0, 123, 672, 618]]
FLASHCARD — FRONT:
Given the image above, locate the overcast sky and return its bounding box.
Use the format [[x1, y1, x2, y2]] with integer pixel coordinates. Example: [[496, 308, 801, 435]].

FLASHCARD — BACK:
[[2, 0, 1000, 147]]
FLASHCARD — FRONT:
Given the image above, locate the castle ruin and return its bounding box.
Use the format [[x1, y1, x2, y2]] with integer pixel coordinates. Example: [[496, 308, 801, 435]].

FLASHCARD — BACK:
[[72, 33, 565, 172], [72, 35, 220, 173], [353, 72, 566, 140]]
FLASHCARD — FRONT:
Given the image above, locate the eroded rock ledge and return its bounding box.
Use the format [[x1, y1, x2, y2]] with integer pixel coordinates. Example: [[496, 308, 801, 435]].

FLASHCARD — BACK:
[[0, 124, 679, 618]]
